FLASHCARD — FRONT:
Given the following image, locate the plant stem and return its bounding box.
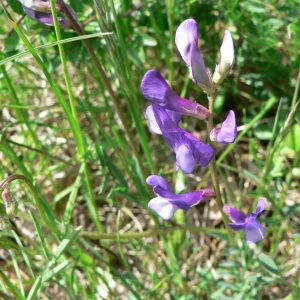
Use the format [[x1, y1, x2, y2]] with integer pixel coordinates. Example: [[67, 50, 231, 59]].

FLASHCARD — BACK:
[[207, 93, 235, 244], [81, 225, 226, 240]]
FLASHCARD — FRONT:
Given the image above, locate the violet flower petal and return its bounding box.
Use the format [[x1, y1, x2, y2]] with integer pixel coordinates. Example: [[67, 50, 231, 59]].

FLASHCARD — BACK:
[[175, 19, 198, 66], [210, 110, 237, 143], [176, 144, 195, 174], [141, 70, 209, 120], [254, 198, 266, 216], [223, 204, 247, 223], [154, 185, 214, 207], [228, 222, 248, 231], [22, 5, 71, 28], [152, 104, 214, 173], [190, 40, 211, 88], [146, 175, 173, 192], [244, 219, 266, 243], [146, 105, 181, 135]]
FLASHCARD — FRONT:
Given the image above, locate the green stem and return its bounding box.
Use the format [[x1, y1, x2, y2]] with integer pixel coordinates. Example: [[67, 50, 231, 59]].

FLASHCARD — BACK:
[[0, 175, 59, 236], [81, 225, 226, 240], [207, 93, 235, 244], [49, 0, 78, 120]]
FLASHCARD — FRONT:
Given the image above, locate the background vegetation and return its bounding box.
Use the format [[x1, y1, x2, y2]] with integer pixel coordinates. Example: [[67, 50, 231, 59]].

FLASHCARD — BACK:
[[0, 0, 299, 299]]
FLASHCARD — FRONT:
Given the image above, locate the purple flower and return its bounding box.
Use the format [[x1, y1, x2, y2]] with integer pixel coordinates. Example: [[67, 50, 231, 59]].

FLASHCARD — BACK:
[[152, 104, 214, 173], [147, 175, 214, 220], [19, 1, 79, 29], [210, 110, 237, 143], [141, 70, 209, 120], [212, 30, 235, 85], [175, 19, 214, 94], [223, 199, 266, 243], [22, 5, 71, 28], [18, 0, 61, 13]]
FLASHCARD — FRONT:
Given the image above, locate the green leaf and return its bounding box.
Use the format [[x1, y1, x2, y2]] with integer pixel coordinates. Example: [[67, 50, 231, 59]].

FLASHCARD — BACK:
[[0, 269, 26, 300], [54, 226, 83, 260], [30, 212, 49, 259], [42, 260, 71, 283], [139, 33, 157, 47], [4, 37, 20, 52], [258, 253, 279, 275], [26, 276, 42, 300]]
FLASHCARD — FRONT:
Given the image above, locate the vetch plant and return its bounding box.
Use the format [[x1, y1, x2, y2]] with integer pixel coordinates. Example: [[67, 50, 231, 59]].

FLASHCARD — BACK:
[[142, 18, 266, 244]]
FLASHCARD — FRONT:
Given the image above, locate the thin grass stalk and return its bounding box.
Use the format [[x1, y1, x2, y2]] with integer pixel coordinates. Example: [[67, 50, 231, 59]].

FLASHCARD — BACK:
[[58, 0, 150, 181], [49, 0, 103, 233], [164, 0, 174, 84], [1, 3, 85, 155], [105, 0, 155, 174], [0, 64, 40, 149]]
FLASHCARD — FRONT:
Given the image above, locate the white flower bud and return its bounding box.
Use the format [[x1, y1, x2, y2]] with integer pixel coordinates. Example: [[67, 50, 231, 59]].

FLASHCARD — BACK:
[[212, 30, 235, 85]]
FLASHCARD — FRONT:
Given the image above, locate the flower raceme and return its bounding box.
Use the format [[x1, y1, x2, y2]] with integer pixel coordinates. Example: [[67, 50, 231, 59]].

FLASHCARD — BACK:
[[141, 69, 210, 120], [223, 199, 266, 243], [210, 110, 237, 143], [151, 104, 214, 174], [147, 175, 215, 220]]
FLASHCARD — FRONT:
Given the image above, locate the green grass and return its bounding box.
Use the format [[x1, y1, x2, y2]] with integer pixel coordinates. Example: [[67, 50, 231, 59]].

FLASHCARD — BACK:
[[0, 0, 299, 299]]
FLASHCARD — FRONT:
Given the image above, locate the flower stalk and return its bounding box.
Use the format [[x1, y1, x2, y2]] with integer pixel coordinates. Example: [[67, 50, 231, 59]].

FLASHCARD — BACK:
[[207, 93, 234, 243]]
